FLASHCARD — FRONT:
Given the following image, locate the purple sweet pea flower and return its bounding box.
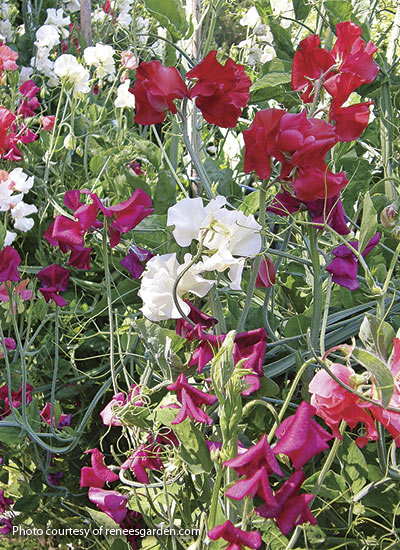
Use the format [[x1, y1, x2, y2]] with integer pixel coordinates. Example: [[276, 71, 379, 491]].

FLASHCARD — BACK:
[[225, 466, 277, 506], [120, 245, 154, 279], [305, 194, 350, 235], [0, 491, 13, 514], [326, 232, 380, 290], [80, 448, 119, 488], [0, 517, 13, 535], [223, 434, 283, 478], [88, 487, 128, 524]]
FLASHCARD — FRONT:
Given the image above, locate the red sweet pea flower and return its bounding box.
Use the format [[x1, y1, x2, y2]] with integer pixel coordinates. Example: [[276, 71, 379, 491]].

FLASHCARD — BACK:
[[225, 466, 276, 506], [255, 470, 316, 535], [255, 255, 276, 288], [273, 401, 333, 469], [186, 50, 251, 128], [208, 520, 262, 550], [132, 61, 187, 125], [37, 264, 70, 307], [329, 102, 373, 142], [80, 448, 119, 488], [0, 247, 21, 282], [167, 373, 217, 425]]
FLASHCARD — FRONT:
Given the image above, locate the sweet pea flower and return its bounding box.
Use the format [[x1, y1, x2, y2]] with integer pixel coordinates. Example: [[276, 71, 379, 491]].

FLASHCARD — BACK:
[[80, 448, 119, 488], [40, 402, 72, 428], [120, 246, 154, 279], [208, 520, 262, 550], [167, 373, 218, 425], [255, 470, 317, 535], [44, 8, 71, 38], [255, 255, 276, 288], [42, 115, 55, 131], [186, 50, 251, 128], [0, 44, 18, 75], [11, 201, 37, 231], [54, 54, 90, 95], [34, 25, 61, 50], [120, 50, 139, 70], [0, 517, 13, 535], [326, 232, 380, 290], [131, 60, 187, 125], [273, 401, 333, 469], [6, 168, 34, 194], [4, 231, 16, 247], [309, 363, 378, 447], [121, 443, 164, 484], [224, 434, 283, 478], [138, 253, 215, 322], [37, 264, 70, 307], [225, 466, 277, 506], [0, 247, 21, 282], [88, 487, 128, 524], [84, 44, 115, 78], [114, 80, 135, 109], [0, 382, 33, 417], [0, 337, 16, 359], [0, 490, 13, 514]]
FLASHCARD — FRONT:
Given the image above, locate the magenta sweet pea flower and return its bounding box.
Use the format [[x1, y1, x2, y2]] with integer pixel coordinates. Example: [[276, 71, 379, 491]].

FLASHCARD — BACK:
[[255, 470, 316, 535], [225, 466, 276, 507], [37, 264, 70, 307], [0, 517, 13, 535], [121, 442, 164, 484], [176, 300, 217, 340], [88, 487, 128, 524], [80, 448, 119, 488], [167, 373, 217, 425], [0, 337, 16, 359], [0, 490, 13, 514], [273, 401, 333, 469], [0, 382, 33, 417], [223, 434, 283, 478], [0, 247, 21, 282], [100, 392, 126, 426], [208, 520, 262, 550]]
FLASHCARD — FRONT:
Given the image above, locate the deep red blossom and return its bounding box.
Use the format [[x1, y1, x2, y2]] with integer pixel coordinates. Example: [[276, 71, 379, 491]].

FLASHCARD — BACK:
[[208, 520, 262, 550], [273, 401, 333, 469], [255, 470, 316, 535], [40, 402, 72, 428], [18, 81, 40, 118], [88, 487, 128, 524], [255, 255, 275, 288], [223, 434, 283, 478], [167, 373, 217, 425], [37, 264, 70, 307], [80, 448, 119, 488], [132, 61, 187, 125], [326, 232, 380, 290], [0, 383, 33, 418], [186, 50, 251, 128], [0, 247, 21, 282], [330, 102, 373, 142], [176, 300, 217, 340]]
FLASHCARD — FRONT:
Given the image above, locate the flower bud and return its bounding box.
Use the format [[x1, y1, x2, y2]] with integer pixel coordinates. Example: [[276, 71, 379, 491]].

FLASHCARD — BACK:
[[392, 224, 400, 240], [381, 204, 398, 228], [63, 133, 75, 150], [255, 255, 276, 288]]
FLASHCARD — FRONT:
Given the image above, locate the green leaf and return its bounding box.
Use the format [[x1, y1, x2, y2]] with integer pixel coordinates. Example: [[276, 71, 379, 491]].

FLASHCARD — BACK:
[[173, 418, 213, 473], [0, 423, 25, 444], [303, 470, 348, 502], [325, 1, 353, 28], [14, 494, 40, 513], [251, 59, 292, 91], [203, 157, 235, 197], [133, 319, 187, 378], [144, 0, 188, 41], [0, 225, 5, 248], [359, 314, 395, 361], [238, 191, 260, 215], [90, 155, 104, 176], [358, 192, 377, 255], [351, 348, 394, 407], [292, 0, 312, 20], [153, 170, 176, 215], [339, 434, 369, 494], [211, 330, 236, 401], [110, 540, 130, 550]]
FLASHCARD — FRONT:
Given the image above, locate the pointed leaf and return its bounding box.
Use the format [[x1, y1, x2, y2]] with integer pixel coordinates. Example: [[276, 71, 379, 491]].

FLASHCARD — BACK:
[[352, 348, 394, 407]]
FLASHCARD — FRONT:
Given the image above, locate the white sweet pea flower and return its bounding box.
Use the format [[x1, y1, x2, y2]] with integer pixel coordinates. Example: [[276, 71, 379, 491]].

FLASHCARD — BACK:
[[44, 8, 71, 38], [54, 54, 90, 94], [6, 169, 34, 194], [4, 231, 16, 247], [239, 7, 261, 27], [0, 20, 12, 42], [138, 253, 215, 322], [35, 25, 60, 49], [167, 196, 262, 289], [11, 202, 38, 232], [117, 12, 132, 29], [63, 0, 80, 13], [84, 44, 115, 78], [0, 180, 22, 212], [114, 80, 135, 109], [19, 66, 34, 85]]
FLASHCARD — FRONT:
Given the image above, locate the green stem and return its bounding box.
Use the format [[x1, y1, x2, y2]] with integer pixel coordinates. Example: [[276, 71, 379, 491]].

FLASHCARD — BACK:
[[309, 227, 323, 380], [237, 186, 267, 332], [152, 125, 188, 198], [102, 221, 117, 394], [207, 468, 224, 529]]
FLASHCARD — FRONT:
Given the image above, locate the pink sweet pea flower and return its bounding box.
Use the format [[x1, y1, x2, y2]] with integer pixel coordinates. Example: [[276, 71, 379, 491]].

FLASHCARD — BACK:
[[0, 382, 33, 417], [100, 392, 126, 426], [208, 520, 262, 550], [37, 264, 70, 307], [273, 401, 333, 469], [255, 470, 316, 535], [42, 115, 55, 131], [80, 448, 119, 488], [0, 337, 16, 359], [225, 466, 276, 506], [121, 442, 164, 484], [88, 487, 128, 524], [0, 44, 18, 74], [167, 373, 217, 425], [0, 247, 21, 282], [120, 50, 139, 70]]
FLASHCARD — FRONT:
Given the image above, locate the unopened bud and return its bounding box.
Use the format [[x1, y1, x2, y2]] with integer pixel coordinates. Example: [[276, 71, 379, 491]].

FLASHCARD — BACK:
[[392, 224, 400, 240], [349, 373, 367, 388], [63, 133, 75, 150], [381, 204, 398, 228]]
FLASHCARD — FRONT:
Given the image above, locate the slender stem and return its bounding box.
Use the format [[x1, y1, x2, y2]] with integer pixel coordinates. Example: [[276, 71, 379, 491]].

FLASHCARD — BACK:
[[102, 221, 117, 394], [207, 468, 224, 529], [237, 186, 267, 332], [152, 125, 188, 198]]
